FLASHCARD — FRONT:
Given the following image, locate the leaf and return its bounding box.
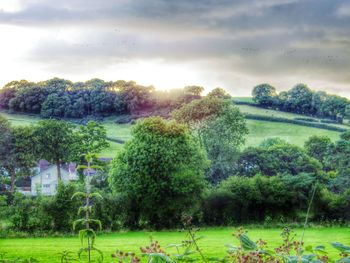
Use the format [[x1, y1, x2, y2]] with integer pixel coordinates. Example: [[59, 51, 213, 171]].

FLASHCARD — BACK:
[[337, 257, 350, 263], [89, 192, 103, 200], [71, 192, 86, 200], [305, 245, 313, 252], [73, 219, 86, 230], [239, 234, 257, 251], [332, 242, 350, 252]]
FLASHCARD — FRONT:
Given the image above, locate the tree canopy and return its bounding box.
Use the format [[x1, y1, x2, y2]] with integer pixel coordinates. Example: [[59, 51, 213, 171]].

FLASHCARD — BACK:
[[108, 117, 208, 228]]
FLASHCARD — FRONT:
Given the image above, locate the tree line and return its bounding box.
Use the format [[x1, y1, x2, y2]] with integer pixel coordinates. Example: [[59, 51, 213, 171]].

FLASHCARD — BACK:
[[0, 78, 205, 119], [252, 83, 350, 123]]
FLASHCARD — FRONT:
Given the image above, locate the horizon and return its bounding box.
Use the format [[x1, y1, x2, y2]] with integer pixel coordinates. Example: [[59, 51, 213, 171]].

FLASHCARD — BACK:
[[0, 0, 350, 97]]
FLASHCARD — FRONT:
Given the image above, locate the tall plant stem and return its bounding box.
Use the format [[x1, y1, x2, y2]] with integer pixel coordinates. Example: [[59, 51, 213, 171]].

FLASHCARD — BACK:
[[298, 182, 317, 255], [188, 229, 207, 263]]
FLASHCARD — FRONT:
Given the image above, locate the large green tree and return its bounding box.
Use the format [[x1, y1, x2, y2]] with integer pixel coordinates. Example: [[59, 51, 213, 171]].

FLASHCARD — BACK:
[[304, 135, 334, 166], [0, 117, 37, 191], [33, 120, 76, 180], [109, 117, 208, 228], [173, 96, 248, 183], [76, 121, 110, 156], [252, 84, 277, 107]]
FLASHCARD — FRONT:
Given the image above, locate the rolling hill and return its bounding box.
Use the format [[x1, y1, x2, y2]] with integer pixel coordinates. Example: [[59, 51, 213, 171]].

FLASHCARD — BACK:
[[1, 101, 347, 157]]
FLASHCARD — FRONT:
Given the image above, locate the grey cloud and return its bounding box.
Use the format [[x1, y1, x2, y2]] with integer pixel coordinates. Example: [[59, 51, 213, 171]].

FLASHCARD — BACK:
[[1, 0, 350, 93]]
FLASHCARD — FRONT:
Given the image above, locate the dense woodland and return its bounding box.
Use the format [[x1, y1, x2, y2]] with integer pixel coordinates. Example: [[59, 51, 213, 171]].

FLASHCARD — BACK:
[[252, 83, 350, 123], [0, 79, 350, 232], [0, 78, 204, 119]]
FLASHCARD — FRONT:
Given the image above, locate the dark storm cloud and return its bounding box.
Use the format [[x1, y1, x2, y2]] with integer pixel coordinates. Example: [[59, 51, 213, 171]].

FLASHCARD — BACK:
[[1, 0, 350, 93]]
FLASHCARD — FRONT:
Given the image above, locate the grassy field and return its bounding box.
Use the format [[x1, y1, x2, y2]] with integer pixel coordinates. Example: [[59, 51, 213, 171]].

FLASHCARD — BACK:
[[0, 227, 349, 262], [245, 119, 341, 147], [0, 109, 344, 157]]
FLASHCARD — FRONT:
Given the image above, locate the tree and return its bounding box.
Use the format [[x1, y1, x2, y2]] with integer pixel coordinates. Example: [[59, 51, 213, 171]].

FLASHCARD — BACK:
[[285, 84, 313, 114], [304, 136, 333, 165], [345, 104, 350, 120], [184, 85, 204, 96], [326, 132, 350, 192], [173, 97, 248, 183], [200, 106, 248, 183], [33, 120, 76, 180], [237, 141, 322, 177], [0, 117, 37, 191], [76, 121, 110, 155], [172, 97, 230, 127], [41, 93, 71, 118], [207, 87, 231, 99], [252, 84, 277, 107], [109, 117, 208, 228]]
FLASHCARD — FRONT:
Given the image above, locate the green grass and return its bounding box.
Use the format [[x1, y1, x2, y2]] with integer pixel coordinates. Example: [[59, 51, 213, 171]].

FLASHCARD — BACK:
[[232, 97, 255, 103], [0, 111, 40, 126], [0, 227, 349, 262], [0, 108, 344, 156], [245, 119, 341, 147]]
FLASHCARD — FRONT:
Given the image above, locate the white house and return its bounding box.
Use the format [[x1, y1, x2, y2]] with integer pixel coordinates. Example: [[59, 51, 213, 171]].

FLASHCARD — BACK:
[[19, 160, 78, 196]]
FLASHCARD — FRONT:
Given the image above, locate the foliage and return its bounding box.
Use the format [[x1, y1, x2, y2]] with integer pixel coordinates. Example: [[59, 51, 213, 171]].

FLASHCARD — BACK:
[[72, 154, 104, 263], [174, 97, 248, 183], [200, 106, 248, 183], [237, 141, 321, 177], [109, 117, 208, 228], [304, 136, 334, 166], [252, 84, 277, 107], [33, 119, 76, 180], [0, 117, 37, 191], [252, 83, 350, 122], [75, 121, 110, 156]]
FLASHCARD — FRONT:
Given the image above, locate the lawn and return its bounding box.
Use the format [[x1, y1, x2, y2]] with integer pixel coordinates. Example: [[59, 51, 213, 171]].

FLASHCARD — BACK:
[[0, 227, 349, 262]]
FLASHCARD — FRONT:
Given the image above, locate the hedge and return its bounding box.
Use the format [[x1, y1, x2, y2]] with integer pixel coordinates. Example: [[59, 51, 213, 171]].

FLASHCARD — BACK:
[[245, 114, 348, 132]]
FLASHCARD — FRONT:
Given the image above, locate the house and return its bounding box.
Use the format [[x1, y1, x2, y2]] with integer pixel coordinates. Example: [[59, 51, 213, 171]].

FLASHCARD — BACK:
[[18, 160, 78, 196], [17, 158, 112, 196]]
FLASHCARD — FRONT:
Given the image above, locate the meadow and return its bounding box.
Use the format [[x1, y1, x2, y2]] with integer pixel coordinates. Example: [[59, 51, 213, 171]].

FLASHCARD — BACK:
[[0, 227, 349, 262]]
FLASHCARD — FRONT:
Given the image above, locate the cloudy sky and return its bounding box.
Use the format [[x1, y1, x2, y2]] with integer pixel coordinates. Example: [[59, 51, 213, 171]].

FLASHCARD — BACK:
[[0, 0, 350, 96]]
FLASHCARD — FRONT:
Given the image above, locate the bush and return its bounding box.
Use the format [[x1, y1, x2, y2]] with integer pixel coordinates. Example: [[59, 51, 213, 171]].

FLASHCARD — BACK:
[[294, 117, 318, 122], [202, 174, 349, 226], [244, 114, 347, 132], [203, 176, 292, 225]]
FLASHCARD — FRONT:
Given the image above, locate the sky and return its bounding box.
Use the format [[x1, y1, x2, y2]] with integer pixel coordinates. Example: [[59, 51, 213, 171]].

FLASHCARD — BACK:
[[0, 0, 350, 97]]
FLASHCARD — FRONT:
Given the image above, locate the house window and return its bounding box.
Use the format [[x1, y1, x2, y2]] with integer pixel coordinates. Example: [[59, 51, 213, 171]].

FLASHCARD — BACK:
[[43, 184, 50, 188], [45, 173, 50, 179]]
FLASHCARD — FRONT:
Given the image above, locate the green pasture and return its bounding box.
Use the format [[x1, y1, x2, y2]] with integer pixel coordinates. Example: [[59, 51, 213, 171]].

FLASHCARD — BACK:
[[0, 227, 349, 262], [0, 109, 343, 158]]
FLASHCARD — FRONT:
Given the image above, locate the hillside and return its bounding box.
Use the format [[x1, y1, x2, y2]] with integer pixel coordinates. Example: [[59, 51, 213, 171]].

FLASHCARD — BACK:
[[1, 105, 345, 158]]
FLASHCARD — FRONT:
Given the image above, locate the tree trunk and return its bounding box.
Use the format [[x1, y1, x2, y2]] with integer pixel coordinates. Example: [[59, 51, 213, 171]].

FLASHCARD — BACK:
[[56, 160, 62, 180], [9, 168, 16, 193]]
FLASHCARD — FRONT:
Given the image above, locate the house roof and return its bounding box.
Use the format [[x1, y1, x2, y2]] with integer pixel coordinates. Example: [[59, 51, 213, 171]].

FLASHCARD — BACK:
[[38, 160, 76, 174]]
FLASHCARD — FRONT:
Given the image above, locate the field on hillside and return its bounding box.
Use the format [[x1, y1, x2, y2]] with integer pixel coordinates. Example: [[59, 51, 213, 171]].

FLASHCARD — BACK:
[[245, 119, 341, 147], [0, 108, 343, 157], [0, 227, 349, 262]]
